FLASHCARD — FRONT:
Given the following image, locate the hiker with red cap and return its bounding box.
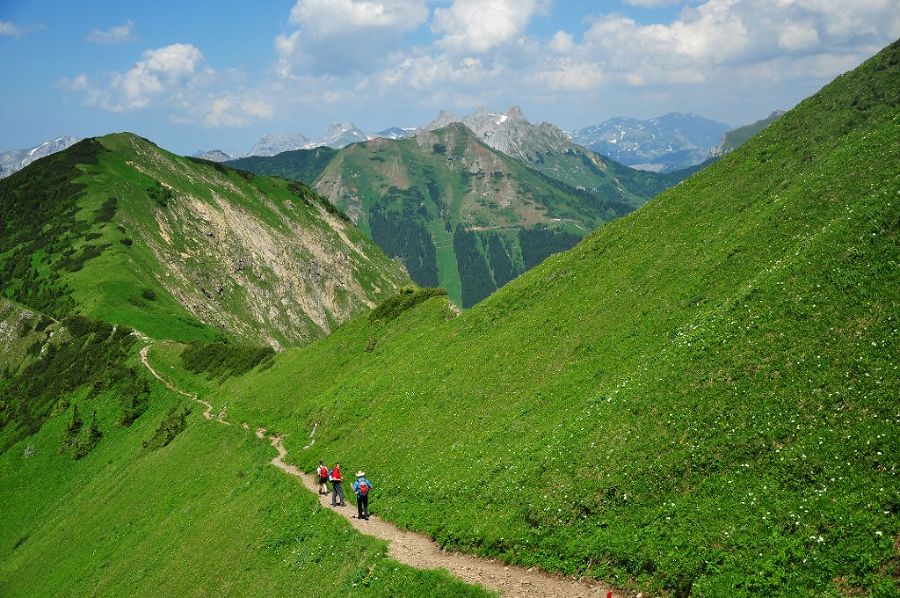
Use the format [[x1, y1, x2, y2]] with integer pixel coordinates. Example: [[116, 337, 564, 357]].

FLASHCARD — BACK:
[[329, 462, 346, 507], [352, 471, 373, 520]]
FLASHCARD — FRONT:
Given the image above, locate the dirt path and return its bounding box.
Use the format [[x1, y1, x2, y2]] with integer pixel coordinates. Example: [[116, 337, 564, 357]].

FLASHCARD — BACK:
[[140, 343, 621, 598]]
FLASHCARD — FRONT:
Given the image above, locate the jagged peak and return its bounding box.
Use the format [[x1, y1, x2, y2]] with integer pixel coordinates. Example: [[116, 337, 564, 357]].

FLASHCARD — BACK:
[[506, 105, 525, 121]]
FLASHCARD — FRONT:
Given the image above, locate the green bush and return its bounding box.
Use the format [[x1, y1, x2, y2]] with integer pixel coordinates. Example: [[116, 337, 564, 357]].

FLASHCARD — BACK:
[[143, 404, 191, 451], [369, 287, 448, 322], [181, 341, 275, 380]]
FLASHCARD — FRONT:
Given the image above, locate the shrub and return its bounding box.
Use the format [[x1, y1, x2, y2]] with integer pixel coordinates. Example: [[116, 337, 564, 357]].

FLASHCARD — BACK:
[[143, 404, 191, 450], [370, 287, 448, 323]]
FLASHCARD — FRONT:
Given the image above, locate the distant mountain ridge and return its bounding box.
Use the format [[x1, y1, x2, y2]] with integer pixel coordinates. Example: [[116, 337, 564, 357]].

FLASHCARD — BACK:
[[228, 121, 690, 307], [567, 113, 730, 171], [191, 149, 233, 162], [712, 110, 786, 156], [0, 136, 81, 179]]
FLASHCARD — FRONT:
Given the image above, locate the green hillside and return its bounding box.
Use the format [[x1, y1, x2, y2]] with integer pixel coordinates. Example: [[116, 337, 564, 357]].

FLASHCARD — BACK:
[[0, 300, 487, 597], [0, 133, 408, 346], [232, 124, 677, 307], [173, 41, 899, 595]]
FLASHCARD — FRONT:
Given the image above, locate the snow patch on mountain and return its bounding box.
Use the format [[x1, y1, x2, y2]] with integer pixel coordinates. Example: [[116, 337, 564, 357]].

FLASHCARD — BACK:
[[0, 136, 81, 179]]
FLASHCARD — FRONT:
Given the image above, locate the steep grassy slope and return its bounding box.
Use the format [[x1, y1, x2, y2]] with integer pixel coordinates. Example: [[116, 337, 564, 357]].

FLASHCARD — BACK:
[[175, 42, 900, 595], [233, 124, 666, 307], [0, 324, 488, 597], [0, 134, 408, 346]]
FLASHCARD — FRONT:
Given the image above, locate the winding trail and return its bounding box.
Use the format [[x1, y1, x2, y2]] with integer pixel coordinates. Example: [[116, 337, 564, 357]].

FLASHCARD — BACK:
[[140, 343, 621, 598]]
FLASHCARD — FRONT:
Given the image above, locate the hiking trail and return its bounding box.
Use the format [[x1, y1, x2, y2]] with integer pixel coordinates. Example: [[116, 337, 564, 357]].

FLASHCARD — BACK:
[[140, 343, 622, 598]]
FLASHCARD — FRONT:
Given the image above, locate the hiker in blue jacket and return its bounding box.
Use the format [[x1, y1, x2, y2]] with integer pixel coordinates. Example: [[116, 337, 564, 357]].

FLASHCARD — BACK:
[[352, 471, 373, 520]]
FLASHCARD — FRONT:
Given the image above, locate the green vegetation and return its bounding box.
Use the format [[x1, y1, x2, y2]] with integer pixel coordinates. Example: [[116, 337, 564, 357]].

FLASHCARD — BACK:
[[181, 341, 275, 380], [173, 41, 900, 596], [142, 403, 191, 450], [227, 146, 338, 184], [370, 287, 448, 323], [0, 313, 136, 451]]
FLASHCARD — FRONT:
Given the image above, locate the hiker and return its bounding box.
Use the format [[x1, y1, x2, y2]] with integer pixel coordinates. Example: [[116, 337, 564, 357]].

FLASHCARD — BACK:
[[330, 462, 346, 506], [316, 461, 329, 495], [352, 471, 373, 520]]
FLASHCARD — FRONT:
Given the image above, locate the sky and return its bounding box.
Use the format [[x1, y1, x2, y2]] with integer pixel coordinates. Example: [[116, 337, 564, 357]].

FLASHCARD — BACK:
[[2, 0, 898, 156]]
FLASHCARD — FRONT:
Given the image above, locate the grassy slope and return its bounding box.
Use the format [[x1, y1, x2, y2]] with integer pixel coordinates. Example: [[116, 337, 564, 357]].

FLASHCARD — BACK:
[[169, 43, 900, 595], [0, 133, 408, 345], [0, 340, 489, 597]]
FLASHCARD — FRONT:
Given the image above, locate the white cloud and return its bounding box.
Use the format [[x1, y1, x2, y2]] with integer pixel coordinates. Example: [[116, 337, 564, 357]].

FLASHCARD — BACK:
[[86, 20, 137, 45], [105, 43, 203, 110], [58, 73, 91, 92], [532, 60, 604, 91], [203, 97, 273, 127], [548, 31, 575, 54], [289, 0, 428, 37], [778, 23, 820, 52], [624, 0, 684, 6], [433, 0, 547, 53], [571, 0, 900, 88], [0, 20, 41, 38], [61, 43, 274, 128]]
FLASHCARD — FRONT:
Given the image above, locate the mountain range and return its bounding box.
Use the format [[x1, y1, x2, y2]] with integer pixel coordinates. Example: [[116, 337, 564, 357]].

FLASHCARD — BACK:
[[567, 113, 730, 171], [228, 117, 690, 307]]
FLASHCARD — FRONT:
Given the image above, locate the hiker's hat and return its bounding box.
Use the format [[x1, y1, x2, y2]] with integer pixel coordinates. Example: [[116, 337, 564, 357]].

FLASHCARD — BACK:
[[356, 471, 365, 477]]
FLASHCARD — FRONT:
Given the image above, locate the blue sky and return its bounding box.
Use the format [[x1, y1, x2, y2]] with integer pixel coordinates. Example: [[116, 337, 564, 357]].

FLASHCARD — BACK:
[[2, 0, 897, 156]]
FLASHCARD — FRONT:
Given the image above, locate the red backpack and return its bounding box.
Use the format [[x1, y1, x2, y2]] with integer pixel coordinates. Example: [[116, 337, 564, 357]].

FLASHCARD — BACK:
[[318, 465, 328, 478], [358, 481, 369, 496]]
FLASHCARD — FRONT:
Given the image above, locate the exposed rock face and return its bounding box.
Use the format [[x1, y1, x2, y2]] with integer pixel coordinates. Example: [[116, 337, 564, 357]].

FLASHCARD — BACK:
[[424, 106, 571, 163], [191, 149, 233, 162], [246, 133, 314, 157], [103, 133, 409, 347]]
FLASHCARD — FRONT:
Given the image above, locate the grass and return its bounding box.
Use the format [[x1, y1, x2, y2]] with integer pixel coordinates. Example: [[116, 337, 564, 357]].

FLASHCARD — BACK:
[[0, 342, 491, 597], [151, 41, 900, 596]]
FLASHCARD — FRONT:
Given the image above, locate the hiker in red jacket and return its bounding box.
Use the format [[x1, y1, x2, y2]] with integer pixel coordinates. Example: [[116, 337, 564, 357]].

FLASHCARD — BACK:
[[329, 462, 346, 506], [316, 460, 329, 495]]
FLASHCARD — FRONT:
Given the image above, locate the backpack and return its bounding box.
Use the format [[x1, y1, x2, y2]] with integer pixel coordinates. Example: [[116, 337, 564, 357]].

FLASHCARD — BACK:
[[318, 465, 328, 478], [358, 481, 369, 496]]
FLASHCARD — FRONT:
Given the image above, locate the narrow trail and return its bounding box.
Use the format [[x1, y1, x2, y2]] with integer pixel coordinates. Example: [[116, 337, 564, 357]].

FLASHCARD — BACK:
[[140, 343, 621, 598]]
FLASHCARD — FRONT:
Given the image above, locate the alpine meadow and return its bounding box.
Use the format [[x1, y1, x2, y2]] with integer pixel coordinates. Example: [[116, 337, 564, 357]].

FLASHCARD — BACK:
[[0, 3, 898, 598]]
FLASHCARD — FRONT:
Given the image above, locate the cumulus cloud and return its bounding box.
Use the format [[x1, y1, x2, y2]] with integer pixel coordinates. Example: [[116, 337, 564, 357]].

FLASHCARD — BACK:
[[0, 20, 42, 38], [204, 97, 275, 127], [276, 0, 429, 76], [624, 0, 684, 6], [86, 20, 137, 45], [565, 0, 900, 88], [104, 43, 204, 110], [61, 43, 274, 128], [432, 0, 547, 53], [289, 0, 428, 37]]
